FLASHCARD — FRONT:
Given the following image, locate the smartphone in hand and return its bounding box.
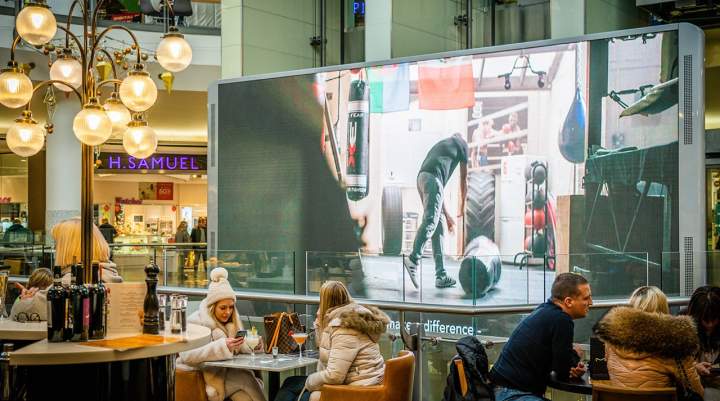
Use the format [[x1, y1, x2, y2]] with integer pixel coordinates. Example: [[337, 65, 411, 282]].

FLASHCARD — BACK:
[[235, 330, 247, 339]]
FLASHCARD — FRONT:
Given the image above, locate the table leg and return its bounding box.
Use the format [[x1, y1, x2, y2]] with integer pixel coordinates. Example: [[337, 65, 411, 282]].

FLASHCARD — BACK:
[[269, 371, 280, 401]]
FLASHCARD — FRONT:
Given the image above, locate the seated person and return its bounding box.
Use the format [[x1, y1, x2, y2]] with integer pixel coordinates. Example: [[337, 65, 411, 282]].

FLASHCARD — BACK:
[[51, 217, 122, 284], [489, 273, 591, 401], [275, 281, 390, 401], [595, 306, 703, 396], [628, 285, 669, 314], [10, 268, 52, 321], [176, 267, 265, 401], [685, 286, 720, 400]]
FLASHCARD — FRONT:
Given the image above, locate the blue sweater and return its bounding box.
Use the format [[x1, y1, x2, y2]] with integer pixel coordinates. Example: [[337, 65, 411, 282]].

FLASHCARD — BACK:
[[489, 300, 580, 395]]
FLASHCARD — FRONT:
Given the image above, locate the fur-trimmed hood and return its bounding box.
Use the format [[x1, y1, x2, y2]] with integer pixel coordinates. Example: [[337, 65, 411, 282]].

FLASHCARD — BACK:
[[594, 306, 699, 359], [326, 302, 390, 342]]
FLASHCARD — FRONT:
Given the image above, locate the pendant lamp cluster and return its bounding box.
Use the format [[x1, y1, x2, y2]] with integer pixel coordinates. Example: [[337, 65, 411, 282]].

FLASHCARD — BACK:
[[1, 0, 193, 159]]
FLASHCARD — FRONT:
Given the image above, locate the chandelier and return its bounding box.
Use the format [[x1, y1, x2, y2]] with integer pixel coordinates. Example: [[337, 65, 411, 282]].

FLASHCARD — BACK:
[[1, 0, 192, 158], [1, 0, 192, 279]]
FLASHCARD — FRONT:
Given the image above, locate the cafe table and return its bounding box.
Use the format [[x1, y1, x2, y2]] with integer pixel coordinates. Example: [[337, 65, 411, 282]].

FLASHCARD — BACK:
[[204, 353, 319, 401], [548, 371, 592, 396], [0, 320, 46, 341], [9, 324, 210, 401]]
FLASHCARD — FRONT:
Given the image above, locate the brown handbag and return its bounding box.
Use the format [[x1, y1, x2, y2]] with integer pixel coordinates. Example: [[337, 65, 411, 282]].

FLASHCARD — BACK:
[[263, 312, 304, 354]]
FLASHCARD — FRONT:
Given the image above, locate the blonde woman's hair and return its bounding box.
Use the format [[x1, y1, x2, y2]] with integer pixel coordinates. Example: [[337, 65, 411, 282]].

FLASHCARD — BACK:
[[51, 218, 109, 266], [27, 268, 53, 290], [318, 280, 352, 329], [629, 286, 669, 314]]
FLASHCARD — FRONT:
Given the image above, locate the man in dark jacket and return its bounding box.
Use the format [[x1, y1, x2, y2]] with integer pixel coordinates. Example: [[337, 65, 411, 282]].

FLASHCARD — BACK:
[[489, 273, 592, 400], [2, 219, 32, 244], [190, 217, 207, 273], [98, 218, 117, 244]]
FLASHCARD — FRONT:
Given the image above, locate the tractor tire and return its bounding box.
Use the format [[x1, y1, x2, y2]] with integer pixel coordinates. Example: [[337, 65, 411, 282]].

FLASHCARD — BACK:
[[465, 171, 496, 245], [382, 186, 403, 256]]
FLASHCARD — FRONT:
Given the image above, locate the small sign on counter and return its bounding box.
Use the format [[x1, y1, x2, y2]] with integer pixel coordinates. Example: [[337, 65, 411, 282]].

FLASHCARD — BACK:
[[105, 282, 146, 335]]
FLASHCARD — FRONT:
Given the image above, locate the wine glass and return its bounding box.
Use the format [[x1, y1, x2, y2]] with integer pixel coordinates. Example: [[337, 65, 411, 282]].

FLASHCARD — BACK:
[[291, 332, 308, 360], [245, 332, 260, 360]]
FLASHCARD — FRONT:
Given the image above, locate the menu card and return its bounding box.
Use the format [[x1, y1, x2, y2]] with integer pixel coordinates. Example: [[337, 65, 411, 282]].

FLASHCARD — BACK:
[[105, 282, 146, 335]]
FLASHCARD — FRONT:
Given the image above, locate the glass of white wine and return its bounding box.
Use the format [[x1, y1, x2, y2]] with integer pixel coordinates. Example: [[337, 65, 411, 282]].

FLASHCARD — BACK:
[[291, 332, 308, 360], [0, 271, 7, 321], [245, 332, 260, 360]]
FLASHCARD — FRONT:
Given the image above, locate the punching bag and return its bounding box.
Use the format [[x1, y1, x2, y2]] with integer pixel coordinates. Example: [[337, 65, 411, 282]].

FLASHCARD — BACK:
[[346, 75, 370, 201], [558, 87, 586, 164]]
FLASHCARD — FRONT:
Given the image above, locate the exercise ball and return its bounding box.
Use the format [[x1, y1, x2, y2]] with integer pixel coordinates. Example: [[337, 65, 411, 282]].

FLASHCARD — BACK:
[[524, 231, 547, 255], [524, 209, 546, 230]]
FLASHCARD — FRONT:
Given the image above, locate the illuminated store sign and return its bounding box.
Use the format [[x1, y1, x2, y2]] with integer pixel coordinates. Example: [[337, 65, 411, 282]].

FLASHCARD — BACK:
[[97, 153, 207, 173]]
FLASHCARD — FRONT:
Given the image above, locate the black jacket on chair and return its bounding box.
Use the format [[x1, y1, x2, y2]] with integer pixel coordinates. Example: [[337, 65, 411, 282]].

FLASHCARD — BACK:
[[442, 336, 494, 401]]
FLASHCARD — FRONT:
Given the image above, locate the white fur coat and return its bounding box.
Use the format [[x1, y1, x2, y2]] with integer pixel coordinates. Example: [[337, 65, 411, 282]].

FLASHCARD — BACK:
[[176, 299, 259, 401]]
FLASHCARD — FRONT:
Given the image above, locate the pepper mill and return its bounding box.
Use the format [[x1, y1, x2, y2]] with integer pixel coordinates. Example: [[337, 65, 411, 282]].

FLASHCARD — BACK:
[[142, 261, 160, 334]]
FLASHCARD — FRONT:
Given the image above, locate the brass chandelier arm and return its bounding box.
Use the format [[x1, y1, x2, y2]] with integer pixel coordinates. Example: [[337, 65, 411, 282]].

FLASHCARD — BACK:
[[91, 0, 109, 42], [56, 25, 88, 64], [90, 25, 143, 68], [9, 35, 22, 63], [64, 0, 86, 49], [95, 78, 123, 94], [25, 80, 84, 110]]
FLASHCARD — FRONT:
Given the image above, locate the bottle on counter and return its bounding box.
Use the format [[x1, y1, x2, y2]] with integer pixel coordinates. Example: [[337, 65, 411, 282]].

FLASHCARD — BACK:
[[77, 265, 90, 341], [68, 265, 85, 342], [0, 343, 13, 401], [89, 262, 107, 340], [47, 266, 67, 342]]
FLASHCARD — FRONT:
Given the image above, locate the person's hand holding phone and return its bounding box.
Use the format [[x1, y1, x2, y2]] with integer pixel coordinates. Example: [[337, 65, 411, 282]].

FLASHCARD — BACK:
[[226, 336, 244, 353]]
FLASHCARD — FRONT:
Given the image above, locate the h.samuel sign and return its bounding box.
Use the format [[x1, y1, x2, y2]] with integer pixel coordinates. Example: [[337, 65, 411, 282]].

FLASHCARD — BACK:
[[96, 152, 207, 173]]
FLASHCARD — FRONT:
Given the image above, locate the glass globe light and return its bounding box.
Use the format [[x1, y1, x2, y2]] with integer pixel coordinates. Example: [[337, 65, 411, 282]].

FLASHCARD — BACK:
[[16, 3, 57, 46], [123, 118, 158, 159], [119, 66, 157, 112], [6, 111, 44, 157], [156, 30, 192, 72], [103, 92, 131, 136], [49, 53, 82, 92], [73, 99, 113, 146], [0, 66, 33, 108]]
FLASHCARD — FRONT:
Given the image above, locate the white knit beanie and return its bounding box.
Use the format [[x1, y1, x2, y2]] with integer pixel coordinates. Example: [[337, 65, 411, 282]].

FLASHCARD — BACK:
[[205, 267, 236, 306]]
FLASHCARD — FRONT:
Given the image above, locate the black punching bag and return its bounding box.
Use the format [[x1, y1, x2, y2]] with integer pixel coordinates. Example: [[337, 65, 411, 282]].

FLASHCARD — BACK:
[[558, 87, 586, 164], [346, 76, 370, 201]]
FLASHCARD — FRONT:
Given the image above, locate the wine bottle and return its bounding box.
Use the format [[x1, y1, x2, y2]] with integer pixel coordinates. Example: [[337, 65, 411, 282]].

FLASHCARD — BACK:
[[69, 265, 83, 342], [89, 262, 107, 339], [47, 266, 66, 342], [77, 265, 90, 341]]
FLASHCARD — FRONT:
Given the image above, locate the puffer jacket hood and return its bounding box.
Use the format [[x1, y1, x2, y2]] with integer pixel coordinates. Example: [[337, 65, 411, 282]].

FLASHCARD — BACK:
[[594, 306, 699, 359], [326, 303, 391, 343]]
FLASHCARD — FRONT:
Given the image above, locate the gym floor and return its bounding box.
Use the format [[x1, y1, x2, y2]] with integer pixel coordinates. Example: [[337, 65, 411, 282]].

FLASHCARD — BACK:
[[356, 255, 556, 306]]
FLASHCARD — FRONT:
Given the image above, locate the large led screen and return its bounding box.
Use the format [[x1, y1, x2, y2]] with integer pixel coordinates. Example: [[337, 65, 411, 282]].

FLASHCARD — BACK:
[[216, 29, 690, 303]]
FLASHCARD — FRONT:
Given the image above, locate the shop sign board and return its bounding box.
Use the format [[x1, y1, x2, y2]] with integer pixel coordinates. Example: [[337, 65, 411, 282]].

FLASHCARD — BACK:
[[97, 153, 206, 173], [156, 182, 174, 200]]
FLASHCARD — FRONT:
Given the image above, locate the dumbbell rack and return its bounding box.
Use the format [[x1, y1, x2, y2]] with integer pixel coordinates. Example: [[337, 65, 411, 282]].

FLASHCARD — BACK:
[[524, 162, 549, 267]]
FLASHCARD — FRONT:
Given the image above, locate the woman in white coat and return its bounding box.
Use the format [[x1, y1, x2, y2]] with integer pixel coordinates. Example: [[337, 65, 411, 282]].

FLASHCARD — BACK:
[[177, 267, 266, 401]]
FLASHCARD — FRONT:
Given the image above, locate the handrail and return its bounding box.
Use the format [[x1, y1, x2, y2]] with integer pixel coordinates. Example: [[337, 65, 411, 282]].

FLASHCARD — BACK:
[[109, 243, 207, 247], [156, 285, 690, 316]]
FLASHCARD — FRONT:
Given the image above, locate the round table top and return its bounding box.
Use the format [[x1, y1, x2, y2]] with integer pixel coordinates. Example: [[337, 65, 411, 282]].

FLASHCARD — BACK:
[[548, 371, 592, 395], [10, 324, 210, 366], [0, 320, 47, 341]]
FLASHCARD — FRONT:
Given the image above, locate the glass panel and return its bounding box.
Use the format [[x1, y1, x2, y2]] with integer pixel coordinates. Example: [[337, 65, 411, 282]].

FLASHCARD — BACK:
[[242, 0, 319, 75], [213, 250, 295, 293], [391, 0, 467, 58]]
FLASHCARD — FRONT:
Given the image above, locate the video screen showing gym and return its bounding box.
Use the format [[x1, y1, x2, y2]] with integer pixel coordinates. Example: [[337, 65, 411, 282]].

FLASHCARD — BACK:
[[218, 31, 679, 305]]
